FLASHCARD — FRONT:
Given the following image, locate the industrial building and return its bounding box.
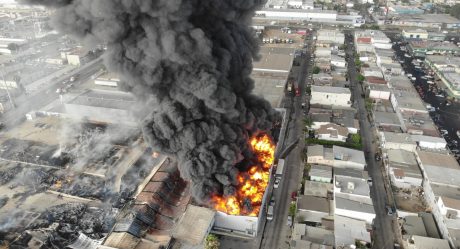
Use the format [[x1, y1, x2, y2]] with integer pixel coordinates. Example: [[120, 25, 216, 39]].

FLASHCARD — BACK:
[[29, 89, 137, 126]]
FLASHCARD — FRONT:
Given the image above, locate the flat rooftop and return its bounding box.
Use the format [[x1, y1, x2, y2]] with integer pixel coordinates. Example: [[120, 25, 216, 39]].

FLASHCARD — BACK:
[[388, 150, 423, 180], [67, 89, 136, 110], [335, 196, 375, 214], [335, 175, 370, 197], [253, 46, 294, 74], [297, 195, 330, 213], [303, 181, 333, 198], [252, 76, 285, 108], [312, 85, 351, 94], [172, 205, 215, 245]]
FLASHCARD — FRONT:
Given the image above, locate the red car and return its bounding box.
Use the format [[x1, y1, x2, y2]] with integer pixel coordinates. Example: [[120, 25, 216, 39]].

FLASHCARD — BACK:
[[295, 87, 300, 97]]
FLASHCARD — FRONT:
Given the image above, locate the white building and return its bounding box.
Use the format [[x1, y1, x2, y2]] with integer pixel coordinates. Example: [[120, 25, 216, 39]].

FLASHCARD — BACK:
[[310, 86, 351, 107], [333, 146, 366, 170], [331, 55, 346, 68], [368, 83, 391, 100], [335, 196, 375, 224], [410, 135, 447, 151], [255, 9, 337, 21]]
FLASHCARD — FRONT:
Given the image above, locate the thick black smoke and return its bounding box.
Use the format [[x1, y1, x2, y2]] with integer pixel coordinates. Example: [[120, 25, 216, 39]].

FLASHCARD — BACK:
[[23, 0, 278, 203]]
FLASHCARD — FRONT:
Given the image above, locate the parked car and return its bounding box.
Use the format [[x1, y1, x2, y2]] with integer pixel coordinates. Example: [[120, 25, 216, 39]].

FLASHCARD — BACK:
[[274, 178, 281, 189], [287, 215, 292, 227], [386, 206, 394, 216]]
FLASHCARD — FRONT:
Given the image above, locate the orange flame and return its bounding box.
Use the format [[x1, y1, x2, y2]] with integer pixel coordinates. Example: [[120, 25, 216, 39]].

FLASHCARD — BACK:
[[212, 133, 275, 216]]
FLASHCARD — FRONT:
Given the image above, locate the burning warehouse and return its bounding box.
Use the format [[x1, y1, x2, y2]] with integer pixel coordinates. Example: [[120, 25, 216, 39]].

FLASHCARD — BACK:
[[19, 0, 289, 245]]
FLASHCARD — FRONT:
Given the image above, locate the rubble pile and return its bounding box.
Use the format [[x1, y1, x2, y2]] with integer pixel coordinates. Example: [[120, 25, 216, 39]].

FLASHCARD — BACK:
[[0, 139, 70, 167], [2, 203, 116, 248]]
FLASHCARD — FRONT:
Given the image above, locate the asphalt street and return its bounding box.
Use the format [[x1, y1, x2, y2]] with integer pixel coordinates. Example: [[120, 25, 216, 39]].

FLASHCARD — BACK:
[[0, 59, 104, 127], [345, 32, 396, 249], [259, 32, 313, 249]]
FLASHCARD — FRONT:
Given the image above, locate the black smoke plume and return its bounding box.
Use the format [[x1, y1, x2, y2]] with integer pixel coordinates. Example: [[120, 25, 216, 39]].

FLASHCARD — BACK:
[[23, 0, 279, 203]]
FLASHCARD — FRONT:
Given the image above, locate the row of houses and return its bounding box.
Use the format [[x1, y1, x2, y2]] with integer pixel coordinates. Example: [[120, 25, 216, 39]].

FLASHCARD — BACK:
[[354, 29, 460, 249], [290, 30, 374, 249]]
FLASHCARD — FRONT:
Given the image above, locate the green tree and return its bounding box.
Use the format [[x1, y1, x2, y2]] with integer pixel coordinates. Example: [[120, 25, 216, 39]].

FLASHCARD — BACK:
[[312, 66, 321, 74], [205, 234, 220, 249], [351, 134, 361, 144], [450, 4, 460, 19], [304, 117, 313, 127], [289, 202, 297, 217], [357, 74, 365, 82]]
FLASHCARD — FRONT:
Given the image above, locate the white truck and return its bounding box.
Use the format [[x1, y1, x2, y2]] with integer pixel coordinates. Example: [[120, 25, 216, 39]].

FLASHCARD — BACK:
[[275, 159, 285, 177]]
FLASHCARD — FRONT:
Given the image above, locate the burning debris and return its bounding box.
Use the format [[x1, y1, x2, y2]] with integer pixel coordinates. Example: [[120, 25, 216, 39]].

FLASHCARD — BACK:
[[212, 134, 275, 216], [24, 0, 280, 212]]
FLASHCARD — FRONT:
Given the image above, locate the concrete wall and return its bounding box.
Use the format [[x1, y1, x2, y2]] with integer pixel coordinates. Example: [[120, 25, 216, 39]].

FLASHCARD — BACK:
[[213, 212, 259, 237], [382, 142, 417, 153], [317, 134, 347, 142], [297, 209, 329, 223], [423, 180, 455, 248], [389, 170, 423, 188], [334, 207, 375, 224], [333, 160, 366, 171], [307, 157, 334, 166], [369, 90, 391, 100]]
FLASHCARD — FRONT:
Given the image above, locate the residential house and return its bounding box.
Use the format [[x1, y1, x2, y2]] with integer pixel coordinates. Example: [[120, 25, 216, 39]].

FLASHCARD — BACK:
[[333, 146, 366, 170], [368, 83, 391, 100], [296, 195, 331, 224], [387, 149, 423, 188], [307, 145, 334, 166], [316, 123, 349, 142]]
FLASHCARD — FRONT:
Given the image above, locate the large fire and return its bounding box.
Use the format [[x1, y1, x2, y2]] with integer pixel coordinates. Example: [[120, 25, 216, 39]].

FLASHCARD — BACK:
[[212, 133, 275, 216]]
